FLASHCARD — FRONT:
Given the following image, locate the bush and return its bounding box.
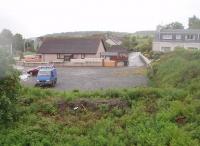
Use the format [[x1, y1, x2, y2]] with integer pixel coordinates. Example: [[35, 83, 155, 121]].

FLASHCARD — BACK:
[[149, 50, 200, 90], [0, 50, 21, 125]]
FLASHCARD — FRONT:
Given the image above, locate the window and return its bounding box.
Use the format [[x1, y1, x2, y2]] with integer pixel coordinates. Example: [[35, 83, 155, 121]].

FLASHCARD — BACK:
[[176, 35, 182, 40], [38, 70, 51, 76], [81, 54, 85, 59], [57, 54, 73, 59], [185, 34, 195, 40], [161, 47, 171, 52], [57, 54, 64, 59], [162, 35, 172, 40]]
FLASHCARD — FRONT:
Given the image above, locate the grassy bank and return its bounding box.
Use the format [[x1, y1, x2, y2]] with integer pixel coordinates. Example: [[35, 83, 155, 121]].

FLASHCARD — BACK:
[[0, 50, 200, 146]]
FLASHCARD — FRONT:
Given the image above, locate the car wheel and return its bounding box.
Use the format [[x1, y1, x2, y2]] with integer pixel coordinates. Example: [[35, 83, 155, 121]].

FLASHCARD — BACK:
[[51, 81, 55, 87]]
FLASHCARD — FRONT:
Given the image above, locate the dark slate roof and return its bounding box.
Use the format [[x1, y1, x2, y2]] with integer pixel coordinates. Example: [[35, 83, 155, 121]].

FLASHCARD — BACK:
[[107, 45, 128, 53], [154, 29, 200, 42], [159, 29, 200, 34], [38, 38, 102, 54]]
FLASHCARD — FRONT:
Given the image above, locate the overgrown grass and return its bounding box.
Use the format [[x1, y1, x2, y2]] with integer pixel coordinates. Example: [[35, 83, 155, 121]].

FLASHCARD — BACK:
[[148, 50, 200, 91], [0, 50, 200, 145]]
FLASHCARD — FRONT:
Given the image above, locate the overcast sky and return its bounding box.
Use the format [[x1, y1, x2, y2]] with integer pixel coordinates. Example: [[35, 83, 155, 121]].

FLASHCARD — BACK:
[[0, 0, 199, 38]]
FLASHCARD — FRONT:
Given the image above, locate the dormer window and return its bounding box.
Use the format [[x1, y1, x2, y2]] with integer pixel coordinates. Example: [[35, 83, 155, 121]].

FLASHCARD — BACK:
[[162, 34, 172, 40]]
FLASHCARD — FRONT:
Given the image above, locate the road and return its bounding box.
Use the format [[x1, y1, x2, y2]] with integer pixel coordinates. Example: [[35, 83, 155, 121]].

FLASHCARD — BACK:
[[21, 67, 148, 91]]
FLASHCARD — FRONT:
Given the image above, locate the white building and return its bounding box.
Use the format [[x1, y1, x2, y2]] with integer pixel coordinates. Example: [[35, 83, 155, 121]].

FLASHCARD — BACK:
[[153, 29, 200, 52]]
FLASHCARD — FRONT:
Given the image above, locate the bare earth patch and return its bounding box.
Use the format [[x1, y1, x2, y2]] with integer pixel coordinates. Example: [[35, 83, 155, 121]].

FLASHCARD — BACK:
[[57, 98, 129, 113]]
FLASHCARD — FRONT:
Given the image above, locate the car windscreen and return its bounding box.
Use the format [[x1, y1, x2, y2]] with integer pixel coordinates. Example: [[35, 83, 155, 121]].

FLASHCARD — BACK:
[[38, 70, 51, 76]]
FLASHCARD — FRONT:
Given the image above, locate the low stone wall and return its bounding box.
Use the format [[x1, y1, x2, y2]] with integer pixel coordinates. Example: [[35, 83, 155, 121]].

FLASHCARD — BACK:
[[16, 58, 126, 67], [16, 61, 49, 67]]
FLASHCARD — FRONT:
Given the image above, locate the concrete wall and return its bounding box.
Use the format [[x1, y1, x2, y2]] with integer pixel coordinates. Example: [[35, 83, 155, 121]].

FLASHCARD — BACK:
[[128, 52, 150, 67], [153, 41, 200, 52], [17, 59, 126, 68]]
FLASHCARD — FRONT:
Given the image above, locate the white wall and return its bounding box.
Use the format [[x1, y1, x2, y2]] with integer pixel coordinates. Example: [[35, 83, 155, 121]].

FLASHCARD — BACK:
[[153, 41, 200, 52], [128, 52, 146, 67]]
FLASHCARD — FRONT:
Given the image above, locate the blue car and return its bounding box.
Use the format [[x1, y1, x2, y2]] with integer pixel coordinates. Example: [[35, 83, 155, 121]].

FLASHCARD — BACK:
[[35, 68, 57, 87]]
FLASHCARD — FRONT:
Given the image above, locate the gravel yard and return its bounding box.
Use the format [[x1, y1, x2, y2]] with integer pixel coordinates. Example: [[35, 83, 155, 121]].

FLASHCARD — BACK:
[[22, 67, 148, 91]]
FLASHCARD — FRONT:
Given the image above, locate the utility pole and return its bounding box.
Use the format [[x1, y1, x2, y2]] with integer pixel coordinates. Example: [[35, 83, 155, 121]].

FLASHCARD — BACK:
[[24, 39, 26, 52], [10, 43, 13, 56]]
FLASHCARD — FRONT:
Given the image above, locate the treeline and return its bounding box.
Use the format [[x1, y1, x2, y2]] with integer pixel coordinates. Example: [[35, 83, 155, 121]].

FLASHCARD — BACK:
[[0, 29, 34, 55]]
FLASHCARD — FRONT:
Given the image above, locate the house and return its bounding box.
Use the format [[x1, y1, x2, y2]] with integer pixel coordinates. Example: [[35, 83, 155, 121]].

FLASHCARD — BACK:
[[153, 29, 200, 52], [105, 38, 122, 46], [100, 45, 128, 66], [128, 52, 151, 67], [101, 45, 128, 59], [37, 38, 106, 62], [108, 45, 128, 54]]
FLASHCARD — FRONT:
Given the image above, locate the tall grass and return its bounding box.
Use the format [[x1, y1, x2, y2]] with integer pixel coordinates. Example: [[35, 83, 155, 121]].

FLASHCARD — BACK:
[[149, 50, 200, 91]]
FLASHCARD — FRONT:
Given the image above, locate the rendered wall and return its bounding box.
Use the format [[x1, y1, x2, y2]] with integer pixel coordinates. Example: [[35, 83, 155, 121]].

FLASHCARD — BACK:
[[153, 42, 200, 52]]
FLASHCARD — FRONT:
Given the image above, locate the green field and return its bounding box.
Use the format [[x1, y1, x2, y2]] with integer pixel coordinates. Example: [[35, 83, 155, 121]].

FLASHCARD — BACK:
[[0, 50, 200, 146]]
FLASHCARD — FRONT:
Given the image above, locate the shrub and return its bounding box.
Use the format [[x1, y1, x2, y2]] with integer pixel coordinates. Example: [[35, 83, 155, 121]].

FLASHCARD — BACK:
[[149, 50, 200, 89], [0, 50, 21, 125]]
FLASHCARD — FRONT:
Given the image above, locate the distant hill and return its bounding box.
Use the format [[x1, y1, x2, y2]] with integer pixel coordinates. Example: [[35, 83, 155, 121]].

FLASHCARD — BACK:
[[40, 30, 155, 39], [27, 30, 156, 40], [44, 31, 131, 40]]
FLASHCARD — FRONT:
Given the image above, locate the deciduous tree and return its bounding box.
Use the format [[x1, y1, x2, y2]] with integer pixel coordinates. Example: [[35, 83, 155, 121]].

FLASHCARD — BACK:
[[0, 29, 13, 45], [189, 15, 200, 29], [12, 33, 24, 52], [163, 22, 184, 29]]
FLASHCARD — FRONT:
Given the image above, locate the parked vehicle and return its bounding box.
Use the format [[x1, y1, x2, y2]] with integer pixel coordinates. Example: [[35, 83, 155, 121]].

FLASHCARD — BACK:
[[35, 68, 57, 87], [27, 65, 55, 76], [27, 66, 41, 76]]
